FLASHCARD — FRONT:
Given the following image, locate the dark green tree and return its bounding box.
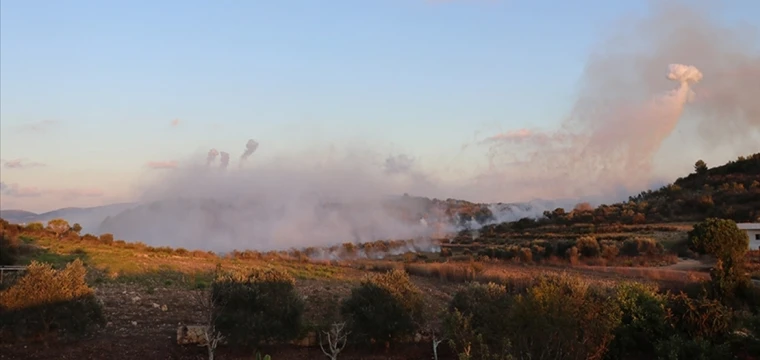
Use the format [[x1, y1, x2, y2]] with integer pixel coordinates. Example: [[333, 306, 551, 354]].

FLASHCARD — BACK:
[[688, 218, 750, 299], [694, 160, 708, 175]]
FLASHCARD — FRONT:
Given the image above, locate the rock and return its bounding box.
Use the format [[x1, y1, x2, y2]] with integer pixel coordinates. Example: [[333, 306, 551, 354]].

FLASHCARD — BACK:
[[106, 322, 113, 328], [131, 296, 141, 303], [131, 321, 138, 326], [161, 304, 168, 312], [152, 303, 160, 309], [177, 325, 208, 345]]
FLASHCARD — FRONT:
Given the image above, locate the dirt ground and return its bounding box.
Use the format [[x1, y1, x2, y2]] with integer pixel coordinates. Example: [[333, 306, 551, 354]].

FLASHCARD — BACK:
[[0, 259, 711, 360], [0, 275, 461, 360]]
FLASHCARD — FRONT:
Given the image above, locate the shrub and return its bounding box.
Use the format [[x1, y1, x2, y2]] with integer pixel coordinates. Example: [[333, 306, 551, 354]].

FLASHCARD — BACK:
[[25, 222, 44, 232], [607, 282, 671, 359], [212, 267, 304, 346], [0, 226, 20, 266], [449, 282, 512, 350], [621, 237, 662, 257], [600, 241, 620, 260], [650, 292, 735, 358], [0, 259, 104, 344], [506, 275, 621, 360], [566, 246, 580, 265], [341, 269, 423, 344], [79, 234, 97, 243], [444, 308, 511, 360], [655, 334, 732, 360], [99, 233, 114, 245], [576, 236, 600, 257], [518, 247, 532, 263]]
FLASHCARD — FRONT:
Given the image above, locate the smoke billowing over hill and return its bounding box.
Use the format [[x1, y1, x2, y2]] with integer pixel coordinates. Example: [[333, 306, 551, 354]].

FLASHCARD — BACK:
[[93, 1, 759, 253]]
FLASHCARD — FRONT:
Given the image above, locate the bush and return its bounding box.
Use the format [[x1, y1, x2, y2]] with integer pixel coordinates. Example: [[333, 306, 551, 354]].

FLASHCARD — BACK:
[[600, 241, 620, 260], [688, 218, 748, 259], [0, 259, 104, 344], [212, 267, 304, 347], [655, 334, 732, 360], [576, 236, 601, 257], [621, 237, 662, 257], [99, 233, 114, 245], [607, 282, 671, 359], [0, 224, 20, 266], [448, 282, 512, 351], [341, 269, 423, 344], [506, 275, 621, 360], [25, 222, 44, 232], [647, 291, 735, 358]]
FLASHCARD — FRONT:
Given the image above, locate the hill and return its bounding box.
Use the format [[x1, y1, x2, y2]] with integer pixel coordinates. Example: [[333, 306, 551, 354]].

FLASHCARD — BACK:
[[0, 203, 136, 233], [503, 153, 760, 229], [0, 209, 38, 224]]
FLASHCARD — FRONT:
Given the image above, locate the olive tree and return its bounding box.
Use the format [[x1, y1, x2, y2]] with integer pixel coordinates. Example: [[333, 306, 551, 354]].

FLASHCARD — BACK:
[[688, 218, 750, 299]]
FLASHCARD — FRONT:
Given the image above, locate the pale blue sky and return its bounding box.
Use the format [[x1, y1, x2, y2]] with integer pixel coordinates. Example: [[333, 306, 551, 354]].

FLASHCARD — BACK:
[[0, 0, 756, 211]]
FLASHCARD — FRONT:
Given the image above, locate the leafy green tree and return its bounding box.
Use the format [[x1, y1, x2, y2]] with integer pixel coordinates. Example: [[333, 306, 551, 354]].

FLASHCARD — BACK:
[[694, 160, 708, 175], [688, 218, 749, 258], [71, 223, 82, 235], [688, 218, 750, 299]]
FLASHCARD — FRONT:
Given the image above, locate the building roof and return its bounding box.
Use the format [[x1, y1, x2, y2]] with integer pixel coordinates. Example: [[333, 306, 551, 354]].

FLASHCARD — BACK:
[[737, 223, 760, 230]]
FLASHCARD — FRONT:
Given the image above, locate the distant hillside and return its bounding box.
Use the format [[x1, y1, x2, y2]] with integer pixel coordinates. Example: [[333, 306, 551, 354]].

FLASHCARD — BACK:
[[1, 203, 136, 233], [630, 153, 760, 222], [0, 209, 39, 224]]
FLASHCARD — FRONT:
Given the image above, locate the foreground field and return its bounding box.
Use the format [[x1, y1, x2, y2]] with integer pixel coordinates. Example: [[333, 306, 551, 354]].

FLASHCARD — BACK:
[[2, 217, 759, 360]]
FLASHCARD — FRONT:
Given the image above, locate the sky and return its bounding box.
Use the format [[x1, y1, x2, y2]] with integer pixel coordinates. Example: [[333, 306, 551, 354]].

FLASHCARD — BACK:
[[1, 0, 758, 213]]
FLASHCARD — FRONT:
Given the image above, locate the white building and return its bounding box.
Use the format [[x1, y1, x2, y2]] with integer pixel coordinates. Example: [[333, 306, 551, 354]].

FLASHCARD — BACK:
[[737, 223, 760, 251]]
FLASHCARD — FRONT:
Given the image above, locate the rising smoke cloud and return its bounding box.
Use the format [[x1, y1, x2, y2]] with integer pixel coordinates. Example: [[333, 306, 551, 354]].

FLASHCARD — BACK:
[[475, 1, 760, 203], [219, 152, 230, 170], [102, 146, 453, 252], [239, 139, 259, 168], [98, 1, 759, 253], [206, 149, 219, 166]]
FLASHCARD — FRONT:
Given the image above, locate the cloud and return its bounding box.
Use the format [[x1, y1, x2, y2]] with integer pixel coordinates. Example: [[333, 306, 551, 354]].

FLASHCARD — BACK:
[[0, 181, 103, 199], [0, 182, 43, 197], [2, 158, 46, 169], [170, 119, 181, 127], [145, 161, 179, 169], [14, 120, 58, 133], [53, 188, 104, 199]]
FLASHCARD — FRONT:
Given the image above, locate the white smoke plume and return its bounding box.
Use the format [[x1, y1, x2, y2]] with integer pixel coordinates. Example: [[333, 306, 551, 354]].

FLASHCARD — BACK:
[[101, 148, 447, 252], [206, 149, 219, 166], [475, 1, 759, 203], [97, 1, 759, 255], [219, 152, 230, 170]]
